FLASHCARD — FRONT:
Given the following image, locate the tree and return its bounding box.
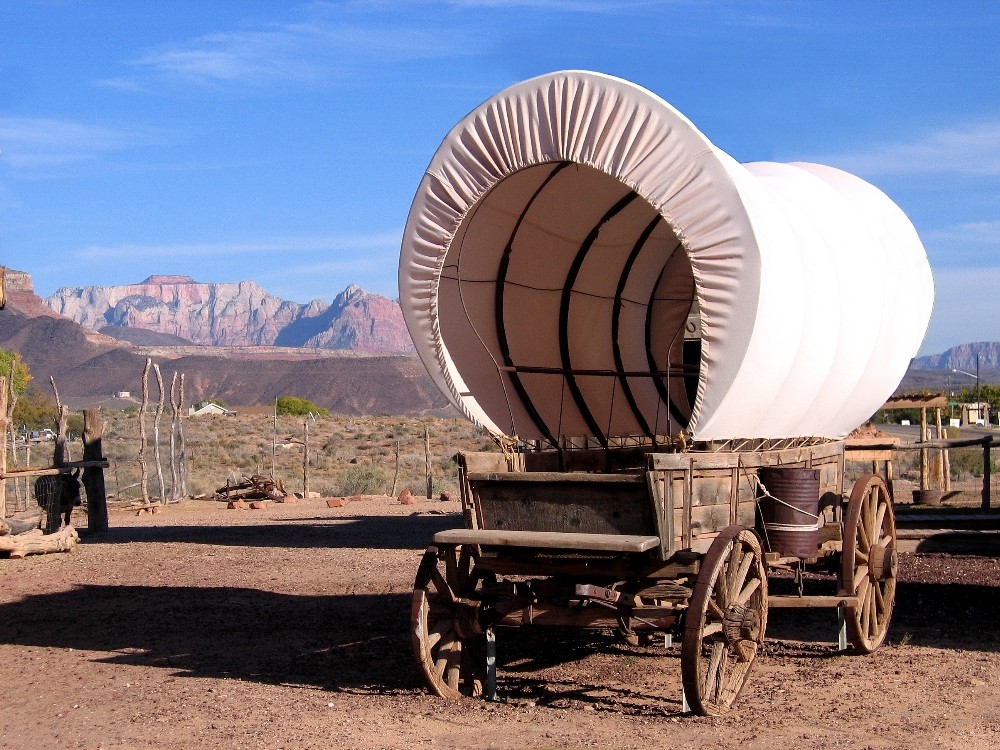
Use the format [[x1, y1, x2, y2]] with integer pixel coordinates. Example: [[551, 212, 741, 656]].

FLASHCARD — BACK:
[[275, 396, 329, 417], [11, 383, 57, 431], [0, 348, 31, 396]]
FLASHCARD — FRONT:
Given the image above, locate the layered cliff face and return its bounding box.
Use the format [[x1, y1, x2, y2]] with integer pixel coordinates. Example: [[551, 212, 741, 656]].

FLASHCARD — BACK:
[[45, 275, 414, 353]]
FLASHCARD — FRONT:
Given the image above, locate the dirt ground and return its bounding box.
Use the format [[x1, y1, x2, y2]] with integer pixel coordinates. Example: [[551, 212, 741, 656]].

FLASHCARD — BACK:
[[1, 497, 999, 750]]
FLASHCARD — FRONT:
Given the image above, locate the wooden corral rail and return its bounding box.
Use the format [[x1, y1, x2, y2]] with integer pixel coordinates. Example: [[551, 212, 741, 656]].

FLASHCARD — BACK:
[[1, 376, 110, 547], [846, 435, 1000, 511], [2, 460, 110, 480]]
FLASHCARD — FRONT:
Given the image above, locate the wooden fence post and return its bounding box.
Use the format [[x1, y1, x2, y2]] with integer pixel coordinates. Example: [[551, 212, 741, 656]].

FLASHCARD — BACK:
[[139, 358, 151, 504], [424, 425, 433, 499], [169, 371, 180, 500], [0, 376, 7, 523], [83, 409, 109, 532], [152, 365, 166, 502], [983, 438, 992, 511]]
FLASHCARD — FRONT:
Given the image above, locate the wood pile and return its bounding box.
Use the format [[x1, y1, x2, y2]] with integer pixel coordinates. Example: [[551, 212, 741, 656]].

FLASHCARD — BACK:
[[214, 474, 287, 503]]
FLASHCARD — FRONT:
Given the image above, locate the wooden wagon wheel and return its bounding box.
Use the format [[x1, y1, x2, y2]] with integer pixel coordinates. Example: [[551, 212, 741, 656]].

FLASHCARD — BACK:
[[681, 526, 768, 716], [411, 544, 488, 698], [841, 473, 897, 653]]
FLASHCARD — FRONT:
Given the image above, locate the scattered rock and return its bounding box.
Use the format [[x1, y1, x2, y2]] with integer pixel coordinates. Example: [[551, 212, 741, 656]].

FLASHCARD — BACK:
[[228, 500, 247, 510], [280, 495, 297, 504], [398, 489, 417, 505], [439, 491, 452, 502], [326, 497, 347, 508], [249, 501, 268, 510]]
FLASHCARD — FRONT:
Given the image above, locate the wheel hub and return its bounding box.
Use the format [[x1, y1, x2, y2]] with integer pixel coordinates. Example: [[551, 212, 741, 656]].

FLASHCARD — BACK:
[[868, 543, 897, 582], [453, 599, 484, 639], [722, 602, 760, 660]]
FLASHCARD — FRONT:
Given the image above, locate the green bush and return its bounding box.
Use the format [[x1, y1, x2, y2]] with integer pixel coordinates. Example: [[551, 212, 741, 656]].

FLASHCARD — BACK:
[[338, 463, 390, 496], [275, 396, 330, 417]]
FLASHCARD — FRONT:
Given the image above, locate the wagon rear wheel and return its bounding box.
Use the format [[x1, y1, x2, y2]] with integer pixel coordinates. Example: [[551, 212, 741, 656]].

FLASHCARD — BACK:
[[411, 544, 487, 698], [842, 474, 897, 653], [681, 526, 767, 716]]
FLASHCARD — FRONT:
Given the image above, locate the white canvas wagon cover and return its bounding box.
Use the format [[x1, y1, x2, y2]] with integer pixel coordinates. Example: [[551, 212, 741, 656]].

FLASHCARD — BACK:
[[399, 71, 933, 444]]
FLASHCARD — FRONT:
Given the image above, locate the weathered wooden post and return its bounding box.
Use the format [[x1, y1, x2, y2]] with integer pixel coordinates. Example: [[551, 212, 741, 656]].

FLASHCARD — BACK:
[[178, 373, 188, 497], [44, 405, 70, 533], [169, 371, 180, 500], [0, 376, 8, 523], [391, 439, 400, 498], [152, 364, 166, 502], [424, 425, 433, 499], [919, 406, 928, 492], [983, 437, 992, 511], [302, 417, 310, 498], [83, 408, 109, 532], [139, 358, 151, 504]]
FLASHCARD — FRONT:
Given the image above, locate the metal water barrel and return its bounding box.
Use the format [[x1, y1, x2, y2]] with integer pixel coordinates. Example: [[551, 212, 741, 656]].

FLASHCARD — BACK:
[[756, 467, 821, 558]]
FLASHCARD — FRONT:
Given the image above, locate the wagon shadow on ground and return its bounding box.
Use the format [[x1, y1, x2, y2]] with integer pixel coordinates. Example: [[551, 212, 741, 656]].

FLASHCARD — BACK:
[[0, 576, 996, 707], [84, 511, 462, 551], [766, 576, 1000, 653], [0, 584, 421, 694]]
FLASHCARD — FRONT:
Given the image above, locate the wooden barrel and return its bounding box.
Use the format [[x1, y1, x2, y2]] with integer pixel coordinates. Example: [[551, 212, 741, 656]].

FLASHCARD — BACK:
[[757, 467, 820, 558]]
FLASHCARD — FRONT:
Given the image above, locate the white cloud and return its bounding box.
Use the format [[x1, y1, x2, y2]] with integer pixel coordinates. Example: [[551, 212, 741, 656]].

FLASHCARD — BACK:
[[109, 9, 467, 90], [74, 230, 402, 263], [807, 122, 1000, 177], [0, 117, 137, 169]]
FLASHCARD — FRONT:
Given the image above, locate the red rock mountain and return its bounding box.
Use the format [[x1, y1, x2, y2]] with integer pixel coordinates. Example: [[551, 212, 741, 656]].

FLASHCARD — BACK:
[[45, 275, 414, 353], [1, 268, 448, 415]]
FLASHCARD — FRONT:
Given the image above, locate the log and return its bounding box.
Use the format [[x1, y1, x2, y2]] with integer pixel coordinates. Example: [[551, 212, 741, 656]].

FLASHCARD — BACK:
[[0, 525, 79, 559]]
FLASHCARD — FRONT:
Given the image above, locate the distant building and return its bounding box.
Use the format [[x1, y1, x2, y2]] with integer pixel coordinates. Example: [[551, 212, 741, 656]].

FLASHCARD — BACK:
[[189, 402, 236, 417], [959, 401, 991, 426], [116, 391, 131, 398]]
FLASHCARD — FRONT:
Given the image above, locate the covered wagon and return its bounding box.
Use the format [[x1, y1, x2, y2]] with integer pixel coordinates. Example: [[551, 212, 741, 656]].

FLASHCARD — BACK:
[[399, 71, 933, 714]]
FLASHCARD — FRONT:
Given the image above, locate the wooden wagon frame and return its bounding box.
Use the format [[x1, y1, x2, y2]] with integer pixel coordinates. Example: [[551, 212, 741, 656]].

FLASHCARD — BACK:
[[411, 440, 896, 715]]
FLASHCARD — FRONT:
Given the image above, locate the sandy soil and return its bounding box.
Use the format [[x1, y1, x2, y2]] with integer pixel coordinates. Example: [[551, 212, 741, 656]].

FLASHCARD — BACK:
[[1, 497, 999, 750]]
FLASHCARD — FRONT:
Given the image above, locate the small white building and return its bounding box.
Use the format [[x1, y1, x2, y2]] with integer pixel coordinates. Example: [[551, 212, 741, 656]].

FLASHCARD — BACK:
[[189, 402, 236, 417]]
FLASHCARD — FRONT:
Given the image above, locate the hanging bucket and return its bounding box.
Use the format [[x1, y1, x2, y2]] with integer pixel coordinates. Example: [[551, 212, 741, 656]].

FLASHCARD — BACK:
[[757, 467, 821, 558]]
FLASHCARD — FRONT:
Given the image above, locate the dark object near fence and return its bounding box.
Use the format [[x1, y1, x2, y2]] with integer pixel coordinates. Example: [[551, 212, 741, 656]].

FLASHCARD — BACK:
[[34, 470, 82, 532]]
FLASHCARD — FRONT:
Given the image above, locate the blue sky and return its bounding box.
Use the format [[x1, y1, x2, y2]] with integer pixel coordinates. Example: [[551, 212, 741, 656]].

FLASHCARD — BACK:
[[1, 1, 998, 356]]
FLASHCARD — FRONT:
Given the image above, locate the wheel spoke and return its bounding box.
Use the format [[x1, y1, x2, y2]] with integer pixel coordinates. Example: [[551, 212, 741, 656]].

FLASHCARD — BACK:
[[445, 641, 463, 690], [864, 584, 878, 640], [857, 515, 871, 554], [873, 502, 887, 542], [736, 576, 762, 606], [704, 641, 725, 698], [703, 622, 724, 638], [731, 548, 754, 601], [430, 567, 455, 603], [854, 549, 869, 564], [852, 564, 869, 592], [707, 599, 725, 621]]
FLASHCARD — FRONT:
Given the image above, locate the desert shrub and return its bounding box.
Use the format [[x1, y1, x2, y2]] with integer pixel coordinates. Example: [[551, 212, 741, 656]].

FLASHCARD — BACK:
[[338, 463, 390, 496], [276, 396, 329, 417]]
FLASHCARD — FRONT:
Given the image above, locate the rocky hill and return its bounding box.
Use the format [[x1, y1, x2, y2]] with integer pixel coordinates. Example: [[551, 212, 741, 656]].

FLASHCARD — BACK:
[[1, 268, 448, 415], [45, 275, 414, 353], [911, 342, 1000, 371]]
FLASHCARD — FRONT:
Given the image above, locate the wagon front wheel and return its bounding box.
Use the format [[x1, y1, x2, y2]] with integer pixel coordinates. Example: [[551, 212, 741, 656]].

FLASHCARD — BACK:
[[842, 474, 897, 653], [411, 544, 487, 698], [681, 526, 768, 716]]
